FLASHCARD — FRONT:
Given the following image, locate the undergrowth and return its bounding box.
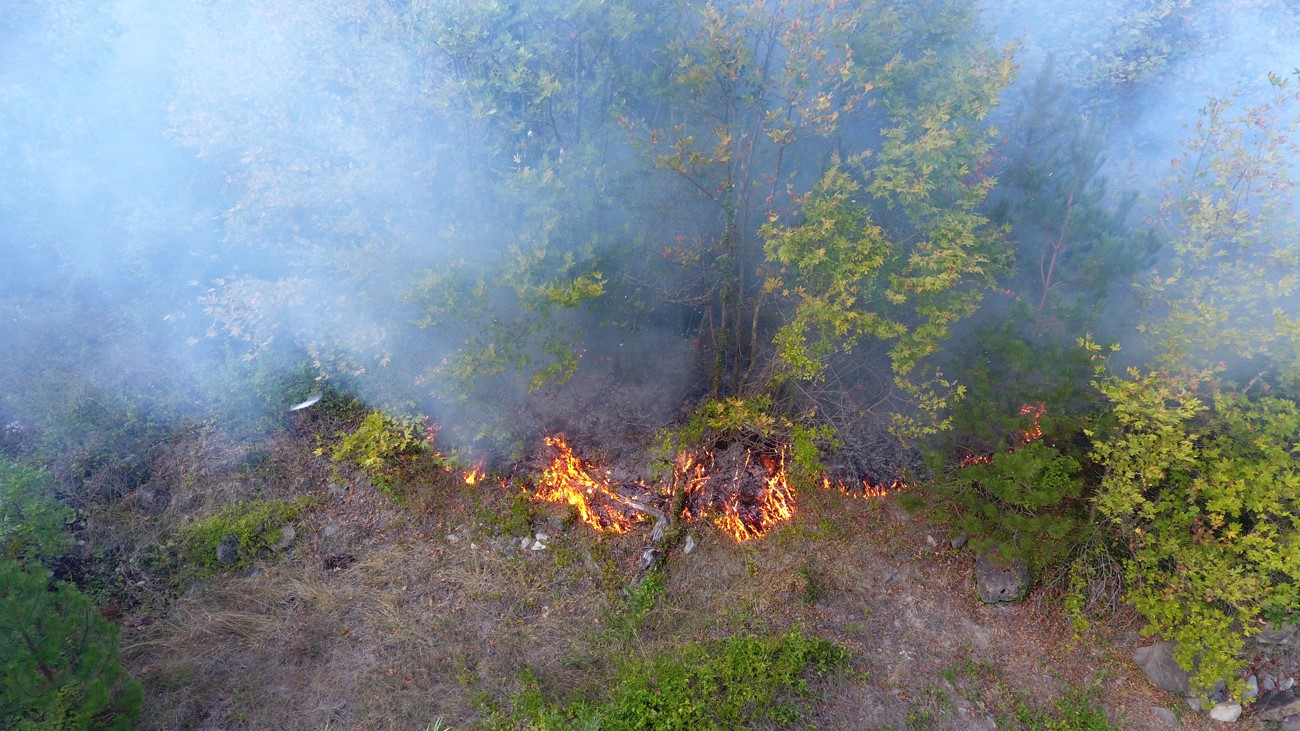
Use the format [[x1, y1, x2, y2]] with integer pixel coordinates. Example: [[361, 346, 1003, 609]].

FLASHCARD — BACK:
[[505, 629, 846, 730], [177, 495, 320, 571]]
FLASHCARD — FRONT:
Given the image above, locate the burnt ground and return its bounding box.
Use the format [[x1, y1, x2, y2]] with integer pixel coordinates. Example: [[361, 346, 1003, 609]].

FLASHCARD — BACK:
[[95, 420, 1287, 731]]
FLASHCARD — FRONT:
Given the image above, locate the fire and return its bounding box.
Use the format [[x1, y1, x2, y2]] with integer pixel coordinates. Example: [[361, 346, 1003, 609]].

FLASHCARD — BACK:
[[1019, 402, 1046, 444], [536, 435, 637, 533], [959, 402, 1048, 466], [822, 475, 908, 500], [710, 450, 795, 542], [463, 465, 485, 486], [676, 446, 798, 542]]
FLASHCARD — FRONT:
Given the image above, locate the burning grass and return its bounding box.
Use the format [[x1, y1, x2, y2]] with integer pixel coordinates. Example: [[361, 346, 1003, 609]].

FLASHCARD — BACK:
[[531, 434, 906, 543]]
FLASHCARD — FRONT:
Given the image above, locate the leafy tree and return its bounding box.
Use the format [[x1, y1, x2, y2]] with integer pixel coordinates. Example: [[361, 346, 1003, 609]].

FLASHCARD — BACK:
[[0, 559, 142, 730], [1087, 72, 1300, 697], [1139, 71, 1300, 380], [757, 0, 1015, 436]]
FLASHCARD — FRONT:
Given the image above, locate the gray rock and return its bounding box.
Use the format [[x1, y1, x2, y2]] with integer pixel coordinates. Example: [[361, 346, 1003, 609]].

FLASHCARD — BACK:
[[683, 534, 698, 555], [1283, 715, 1300, 731], [974, 553, 1029, 603], [272, 524, 295, 551], [1255, 691, 1300, 722], [1151, 706, 1179, 727], [1208, 702, 1241, 722], [1258, 623, 1299, 645], [951, 532, 969, 550], [1245, 674, 1259, 702], [1264, 672, 1278, 692], [216, 535, 239, 566], [1133, 642, 1192, 694]]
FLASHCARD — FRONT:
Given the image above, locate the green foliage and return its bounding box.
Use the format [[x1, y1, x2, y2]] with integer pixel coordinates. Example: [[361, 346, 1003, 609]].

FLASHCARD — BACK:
[[0, 460, 70, 566], [606, 572, 666, 646], [1083, 0, 1194, 89], [511, 630, 846, 730], [178, 495, 320, 571], [1140, 71, 1300, 379], [946, 325, 1097, 452], [33, 384, 176, 504], [996, 64, 1159, 341], [325, 410, 433, 497], [1090, 371, 1300, 696], [935, 441, 1094, 575], [0, 559, 142, 730], [1031, 691, 1120, 731], [788, 422, 835, 492]]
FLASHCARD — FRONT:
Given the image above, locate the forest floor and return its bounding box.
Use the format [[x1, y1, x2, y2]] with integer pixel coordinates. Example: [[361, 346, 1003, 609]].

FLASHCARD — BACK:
[[102, 421, 1267, 731]]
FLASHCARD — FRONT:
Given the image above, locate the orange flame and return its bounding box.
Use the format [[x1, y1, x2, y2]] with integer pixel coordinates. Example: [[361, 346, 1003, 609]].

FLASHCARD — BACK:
[[536, 435, 637, 533], [675, 447, 798, 542], [1019, 402, 1046, 444], [822, 475, 908, 499], [463, 465, 485, 486], [959, 402, 1048, 467], [712, 450, 796, 542]]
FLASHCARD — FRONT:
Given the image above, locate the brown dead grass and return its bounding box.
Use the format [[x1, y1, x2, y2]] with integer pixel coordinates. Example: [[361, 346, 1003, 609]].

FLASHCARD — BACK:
[[115, 430, 1267, 731]]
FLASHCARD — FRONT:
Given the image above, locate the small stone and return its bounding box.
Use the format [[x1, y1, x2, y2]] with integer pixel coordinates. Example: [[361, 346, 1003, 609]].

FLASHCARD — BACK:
[[216, 535, 239, 566], [950, 532, 969, 550], [926, 534, 937, 547], [1151, 706, 1178, 727], [1208, 702, 1241, 722], [1186, 696, 1204, 711], [446, 534, 459, 543], [1286, 677, 1298, 691], [530, 538, 547, 551], [534, 532, 549, 542], [1264, 672, 1278, 692], [328, 482, 346, 497], [1133, 642, 1192, 694], [1245, 674, 1259, 701], [683, 535, 698, 555], [272, 524, 295, 550]]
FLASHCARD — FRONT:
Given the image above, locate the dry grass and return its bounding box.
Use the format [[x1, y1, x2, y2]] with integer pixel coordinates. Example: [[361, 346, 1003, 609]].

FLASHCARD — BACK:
[[114, 429, 1262, 730]]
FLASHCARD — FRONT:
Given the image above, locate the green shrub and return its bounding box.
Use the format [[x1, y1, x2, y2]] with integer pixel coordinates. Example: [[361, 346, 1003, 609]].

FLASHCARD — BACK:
[[933, 441, 1094, 576], [323, 409, 433, 498], [0, 559, 142, 730], [0, 460, 71, 565], [512, 630, 846, 730], [177, 496, 319, 571], [1091, 372, 1300, 696]]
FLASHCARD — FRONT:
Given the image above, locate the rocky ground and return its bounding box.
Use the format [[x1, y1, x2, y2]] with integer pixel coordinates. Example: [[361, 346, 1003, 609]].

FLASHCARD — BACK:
[[97, 421, 1297, 730]]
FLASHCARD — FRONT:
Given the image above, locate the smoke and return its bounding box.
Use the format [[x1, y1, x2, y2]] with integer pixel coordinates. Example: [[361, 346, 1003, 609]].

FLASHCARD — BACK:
[[0, 0, 1296, 470]]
